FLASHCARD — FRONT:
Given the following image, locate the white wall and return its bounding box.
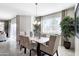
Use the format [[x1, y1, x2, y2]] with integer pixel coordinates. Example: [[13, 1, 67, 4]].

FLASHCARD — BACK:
[[16, 15, 20, 41], [16, 15, 32, 41], [31, 16, 35, 32], [65, 7, 74, 18], [75, 36, 79, 56], [19, 15, 31, 35]]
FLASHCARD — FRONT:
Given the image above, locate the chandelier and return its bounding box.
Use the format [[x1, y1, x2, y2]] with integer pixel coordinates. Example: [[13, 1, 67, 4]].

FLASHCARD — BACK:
[[33, 3, 40, 25]]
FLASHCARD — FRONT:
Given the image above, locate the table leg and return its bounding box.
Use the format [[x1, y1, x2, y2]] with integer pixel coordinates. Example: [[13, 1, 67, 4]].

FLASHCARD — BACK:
[[24, 47, 26, 54], [37, 43, 41, 56], [20, 45, 22, 51]]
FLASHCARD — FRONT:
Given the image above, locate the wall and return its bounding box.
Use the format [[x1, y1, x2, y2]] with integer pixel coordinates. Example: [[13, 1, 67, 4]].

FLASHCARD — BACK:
[[19, 15, 31, 35], [75, 36, 79, 56], [31, 16, 35, 32], [16, 15, 32, 41], [65, 7, 74, 18], [16, 15, 20, 41]]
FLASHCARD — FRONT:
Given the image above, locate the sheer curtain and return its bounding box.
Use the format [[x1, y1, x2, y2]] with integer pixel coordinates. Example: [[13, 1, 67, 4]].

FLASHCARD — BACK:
[[9, 18, 16, 39], [41, 13, 61, 35]]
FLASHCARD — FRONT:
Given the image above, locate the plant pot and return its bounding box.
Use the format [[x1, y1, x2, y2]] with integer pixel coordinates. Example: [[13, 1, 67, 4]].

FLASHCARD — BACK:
[[64, 41, 71, 49]]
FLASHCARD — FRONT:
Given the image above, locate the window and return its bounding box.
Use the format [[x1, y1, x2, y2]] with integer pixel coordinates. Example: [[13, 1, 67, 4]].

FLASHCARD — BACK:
[[41, 13, 61, 35]]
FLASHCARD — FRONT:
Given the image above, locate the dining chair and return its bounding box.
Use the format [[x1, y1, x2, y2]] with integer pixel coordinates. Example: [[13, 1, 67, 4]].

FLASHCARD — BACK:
[[19, 35, 35, 56], [40, 35, 60, 56]]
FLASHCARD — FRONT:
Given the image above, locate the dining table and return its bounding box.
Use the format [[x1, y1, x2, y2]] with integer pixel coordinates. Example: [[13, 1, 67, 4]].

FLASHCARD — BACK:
[[29, 37, 49, 56]]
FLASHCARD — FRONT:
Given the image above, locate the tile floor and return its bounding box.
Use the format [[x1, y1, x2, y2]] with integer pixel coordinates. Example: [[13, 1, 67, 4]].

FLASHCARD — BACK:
[[0, 38, 75, 56]]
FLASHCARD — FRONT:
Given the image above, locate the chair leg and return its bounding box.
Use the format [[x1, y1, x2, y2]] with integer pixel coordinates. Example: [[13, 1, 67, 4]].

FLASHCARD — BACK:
[[56, 50, 58, 56], [30, 50, 31, 56], [24, 48, 26, 54]]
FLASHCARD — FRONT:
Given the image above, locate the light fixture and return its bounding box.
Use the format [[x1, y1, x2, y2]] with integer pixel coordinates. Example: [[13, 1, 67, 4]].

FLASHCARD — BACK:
[[33, 20, 37, 25], [35, 3, 38, 17], [33, 3, 41, 26], [37, 22, 41, 25], [33, 3, 38, 25]]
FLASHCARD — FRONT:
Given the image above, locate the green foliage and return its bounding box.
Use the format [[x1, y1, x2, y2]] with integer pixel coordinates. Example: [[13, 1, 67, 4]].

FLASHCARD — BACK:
[[60, 16, 75, 41]]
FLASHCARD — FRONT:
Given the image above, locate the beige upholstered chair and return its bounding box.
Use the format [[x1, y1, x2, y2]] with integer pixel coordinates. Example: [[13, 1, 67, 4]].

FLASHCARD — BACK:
[[40, 35, 60, 56], [19, 35, 33, 56]]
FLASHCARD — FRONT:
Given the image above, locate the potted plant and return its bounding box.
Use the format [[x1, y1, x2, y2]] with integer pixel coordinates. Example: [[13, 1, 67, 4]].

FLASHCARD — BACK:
[[60, 16, 75, 49]]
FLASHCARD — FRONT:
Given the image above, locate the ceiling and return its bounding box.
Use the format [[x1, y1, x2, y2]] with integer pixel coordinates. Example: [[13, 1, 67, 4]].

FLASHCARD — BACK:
[[0, 3, 75, 20]]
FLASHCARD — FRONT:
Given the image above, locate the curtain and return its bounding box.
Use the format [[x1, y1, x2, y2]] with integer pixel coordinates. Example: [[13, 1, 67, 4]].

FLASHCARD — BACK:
[[4, 20, 10, 37]]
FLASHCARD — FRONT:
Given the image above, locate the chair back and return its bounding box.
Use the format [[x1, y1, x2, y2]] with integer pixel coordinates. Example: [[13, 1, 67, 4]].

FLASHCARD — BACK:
[[19, 35, 31, 49], [48, 35, 56, 49], [48, 35, 60, 53], [53, 35, 60, 53]]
